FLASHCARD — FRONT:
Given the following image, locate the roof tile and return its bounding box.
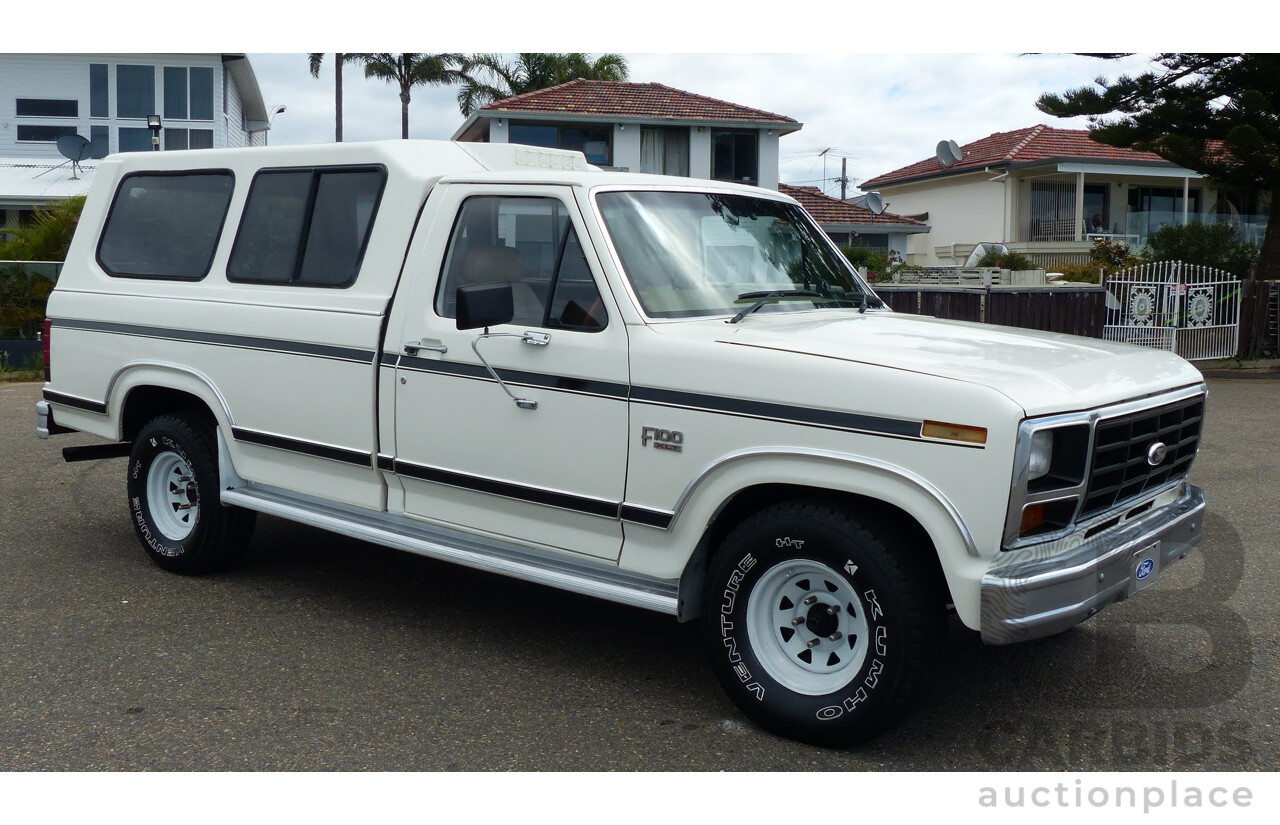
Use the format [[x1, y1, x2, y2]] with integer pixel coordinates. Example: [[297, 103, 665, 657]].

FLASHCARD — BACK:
[[779, 183, 925, 227], [480, 79, 799, 127], [862, 125, 1173, 188]]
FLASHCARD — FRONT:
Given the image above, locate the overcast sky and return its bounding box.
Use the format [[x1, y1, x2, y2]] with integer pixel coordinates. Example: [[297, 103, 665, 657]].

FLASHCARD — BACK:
[[24, 1, 1242, 201], [247, 52, 1159, 198]]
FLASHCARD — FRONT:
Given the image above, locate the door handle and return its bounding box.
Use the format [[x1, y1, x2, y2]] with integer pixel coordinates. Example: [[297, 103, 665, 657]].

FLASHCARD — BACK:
[[404, 340, 448, 356]]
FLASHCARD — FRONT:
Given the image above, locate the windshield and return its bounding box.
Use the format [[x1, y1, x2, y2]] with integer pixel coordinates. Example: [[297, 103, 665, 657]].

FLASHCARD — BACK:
[[596, 190, 872, 319]]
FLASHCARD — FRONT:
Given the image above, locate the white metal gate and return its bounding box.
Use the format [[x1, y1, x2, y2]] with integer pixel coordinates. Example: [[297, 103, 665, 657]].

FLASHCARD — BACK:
[[1103, 261, 1242, 360]]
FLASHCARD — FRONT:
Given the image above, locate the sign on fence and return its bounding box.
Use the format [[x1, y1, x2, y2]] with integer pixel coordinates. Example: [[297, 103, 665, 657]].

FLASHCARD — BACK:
[[1103, 261, 1241, 361]]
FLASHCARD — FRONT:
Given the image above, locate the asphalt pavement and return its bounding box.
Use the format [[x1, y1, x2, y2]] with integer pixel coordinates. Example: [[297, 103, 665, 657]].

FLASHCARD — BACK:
[[1, 376, 1276, 771]]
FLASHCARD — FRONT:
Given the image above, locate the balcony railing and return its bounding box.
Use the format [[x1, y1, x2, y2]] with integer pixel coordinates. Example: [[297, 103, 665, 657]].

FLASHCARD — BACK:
[[1019, 213, 1269, 249]]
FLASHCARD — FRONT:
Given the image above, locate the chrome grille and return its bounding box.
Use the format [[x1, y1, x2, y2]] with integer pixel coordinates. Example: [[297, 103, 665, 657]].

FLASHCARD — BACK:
[[1081, 394, 1204, 518]]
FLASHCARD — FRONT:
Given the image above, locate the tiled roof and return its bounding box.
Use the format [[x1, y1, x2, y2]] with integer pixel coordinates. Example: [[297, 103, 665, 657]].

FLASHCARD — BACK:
[[862, 125, 1177, 188], [479, 79, 799, 129], [779, 184, 926, 228]]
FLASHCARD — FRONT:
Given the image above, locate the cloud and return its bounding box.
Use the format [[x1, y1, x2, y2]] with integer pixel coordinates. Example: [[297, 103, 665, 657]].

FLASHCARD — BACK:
[[251, 52, 1156, 195]]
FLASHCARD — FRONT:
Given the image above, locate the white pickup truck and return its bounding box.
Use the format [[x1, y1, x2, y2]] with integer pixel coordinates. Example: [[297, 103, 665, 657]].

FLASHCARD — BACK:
[[36, 140, 1207, 746]]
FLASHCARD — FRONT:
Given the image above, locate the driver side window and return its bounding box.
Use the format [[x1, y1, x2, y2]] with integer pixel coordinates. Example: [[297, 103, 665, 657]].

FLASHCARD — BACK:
[[435, 196, 607, 331]]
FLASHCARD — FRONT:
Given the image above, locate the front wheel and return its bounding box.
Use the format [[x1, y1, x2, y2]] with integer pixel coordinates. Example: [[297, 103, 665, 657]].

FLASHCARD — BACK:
[[126, 414, 255, 574], [703, 501, 942, 746]]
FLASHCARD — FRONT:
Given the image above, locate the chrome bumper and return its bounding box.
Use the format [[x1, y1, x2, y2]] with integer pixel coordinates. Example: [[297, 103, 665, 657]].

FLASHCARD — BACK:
[[980, 484, 1205, 644]]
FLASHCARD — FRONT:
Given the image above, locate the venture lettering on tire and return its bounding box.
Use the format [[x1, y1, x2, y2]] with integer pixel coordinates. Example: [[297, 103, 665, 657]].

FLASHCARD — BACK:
[[704, 501, 942, 746], [126, 414, 255, 574]]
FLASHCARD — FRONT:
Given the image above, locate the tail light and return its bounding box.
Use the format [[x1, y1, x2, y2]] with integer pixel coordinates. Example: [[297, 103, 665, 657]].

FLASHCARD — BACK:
[[42, 318, 52, 381]]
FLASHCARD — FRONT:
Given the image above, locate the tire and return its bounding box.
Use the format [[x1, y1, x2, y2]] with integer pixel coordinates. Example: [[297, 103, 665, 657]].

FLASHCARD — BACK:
[[703, 501, 943, 746], [126, 414, 255, 574]]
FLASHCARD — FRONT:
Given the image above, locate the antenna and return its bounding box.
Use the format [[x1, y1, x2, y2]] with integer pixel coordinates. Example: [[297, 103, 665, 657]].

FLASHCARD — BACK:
[[935, 139, 963, 167], [35, 134, 92, 180]]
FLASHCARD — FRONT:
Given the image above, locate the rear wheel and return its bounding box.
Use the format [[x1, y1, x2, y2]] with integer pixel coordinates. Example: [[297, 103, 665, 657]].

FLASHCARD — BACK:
[[703, 501, 942, 746], [126, 414, 255, 574]]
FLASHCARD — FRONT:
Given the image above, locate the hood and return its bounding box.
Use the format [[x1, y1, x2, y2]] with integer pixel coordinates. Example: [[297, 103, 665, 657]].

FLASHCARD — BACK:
[[686, 310, 1204, 416]]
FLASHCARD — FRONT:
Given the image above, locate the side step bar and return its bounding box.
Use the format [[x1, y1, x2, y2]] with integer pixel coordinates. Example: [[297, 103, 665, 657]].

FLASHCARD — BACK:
[[219, 484, 680, 616]]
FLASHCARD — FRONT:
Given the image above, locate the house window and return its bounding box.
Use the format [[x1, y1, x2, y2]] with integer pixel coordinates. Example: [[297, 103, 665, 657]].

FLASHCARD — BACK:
[[90, 64, 109, 117], [16, 125, 78, 142], [164, 67, 188, 120], [118, 127, 153, 152], [164, 66, 215, 121], [117, 65, 156, 119], [1128, 186, 1201, 237], [712, 131, 758, 186], [508, 123, 611, 166], [164, 126, 214, 151], [90, 125, 109, 159], [639, 128, 689, 176], [16, 99, 78, 118], [1029, 180, 1077, 241], [189, 129, 213, 149]]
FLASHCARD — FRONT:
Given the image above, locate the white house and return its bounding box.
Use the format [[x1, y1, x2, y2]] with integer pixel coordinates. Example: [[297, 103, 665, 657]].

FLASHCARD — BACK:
[[860, 125, 1264, 267], [1, 53, 272, 225], [452, 79, 801, 191]]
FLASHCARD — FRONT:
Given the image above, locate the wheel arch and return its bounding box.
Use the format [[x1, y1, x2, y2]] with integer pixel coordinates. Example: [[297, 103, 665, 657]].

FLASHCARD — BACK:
[[106, 362, 235, 442], [668, 450, 977, 625]]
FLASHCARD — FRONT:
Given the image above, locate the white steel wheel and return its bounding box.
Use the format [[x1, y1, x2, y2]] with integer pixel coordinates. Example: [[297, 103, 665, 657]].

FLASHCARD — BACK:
[[745, 559, 871, 695], [146, 450, 200, 541]]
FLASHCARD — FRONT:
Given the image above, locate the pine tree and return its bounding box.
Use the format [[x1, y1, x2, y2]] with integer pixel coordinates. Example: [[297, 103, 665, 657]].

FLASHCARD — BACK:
[[1037, 54, 1280, 279]]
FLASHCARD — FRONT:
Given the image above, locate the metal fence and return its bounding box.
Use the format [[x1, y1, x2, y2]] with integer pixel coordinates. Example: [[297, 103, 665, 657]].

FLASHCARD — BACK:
[[1102, 261, 1241, 361]]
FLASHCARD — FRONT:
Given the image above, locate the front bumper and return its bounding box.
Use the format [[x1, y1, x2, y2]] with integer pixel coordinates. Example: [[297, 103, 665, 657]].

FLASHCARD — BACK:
[[980, 484, 1205, 644]]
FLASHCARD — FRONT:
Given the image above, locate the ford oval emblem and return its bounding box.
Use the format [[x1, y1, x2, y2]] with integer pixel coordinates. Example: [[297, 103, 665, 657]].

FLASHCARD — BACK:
[[1147, 442, 1168, 466], [1136, 558, 1156, 580]]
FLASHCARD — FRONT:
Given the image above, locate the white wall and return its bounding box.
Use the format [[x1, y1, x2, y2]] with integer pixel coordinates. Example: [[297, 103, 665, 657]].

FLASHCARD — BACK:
[[879, 175, 1007, 265], [757, 130, 780, 190], [0, 54, 254, 159], [689, 127, 712, 180], [612, 123, 641, 171]]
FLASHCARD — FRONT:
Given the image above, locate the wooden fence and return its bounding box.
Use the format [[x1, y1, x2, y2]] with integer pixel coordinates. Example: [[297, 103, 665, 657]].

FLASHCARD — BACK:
[[874, 284, 1106, 338], [1238, 280, 1279, 359]]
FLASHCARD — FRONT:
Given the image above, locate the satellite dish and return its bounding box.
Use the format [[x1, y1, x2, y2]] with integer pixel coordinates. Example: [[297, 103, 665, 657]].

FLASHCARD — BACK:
[[35, 133, 92, 181], [57, 134, 91, 162], [936, 139, 963, 167], [851, 192, 886, 215]]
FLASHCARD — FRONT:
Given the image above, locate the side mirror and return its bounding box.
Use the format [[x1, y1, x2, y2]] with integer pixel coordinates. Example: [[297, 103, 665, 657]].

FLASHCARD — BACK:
[[456, 282, 514, 330]]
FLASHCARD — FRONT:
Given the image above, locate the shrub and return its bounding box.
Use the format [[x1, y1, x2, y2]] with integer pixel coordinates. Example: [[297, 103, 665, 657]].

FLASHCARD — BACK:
[[0, 196, 84, 262], [840, 245, 902, 282], [1089, 238, 1139, 271], [1141, 222, 1259, 276], [1044, 261, 1103, 283], [975, 250, 1036, 271]]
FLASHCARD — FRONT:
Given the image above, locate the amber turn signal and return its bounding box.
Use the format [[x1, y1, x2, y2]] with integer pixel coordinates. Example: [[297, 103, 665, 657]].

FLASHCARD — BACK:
[[922, 420, 988, 445]]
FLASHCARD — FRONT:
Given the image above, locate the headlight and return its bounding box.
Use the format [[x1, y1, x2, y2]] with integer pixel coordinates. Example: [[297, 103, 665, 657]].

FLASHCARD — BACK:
[[1027, 430, 1053, 481]]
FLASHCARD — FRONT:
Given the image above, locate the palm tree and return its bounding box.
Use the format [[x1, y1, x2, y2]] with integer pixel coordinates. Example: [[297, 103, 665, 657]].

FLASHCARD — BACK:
[[308, 53, 359, 142], [355, 53, 469, 139], [457, 53, 629, 116]]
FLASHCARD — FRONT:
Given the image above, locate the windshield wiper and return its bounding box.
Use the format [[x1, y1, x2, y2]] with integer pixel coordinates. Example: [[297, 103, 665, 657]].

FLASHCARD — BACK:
[[727, 290, 823, 324]]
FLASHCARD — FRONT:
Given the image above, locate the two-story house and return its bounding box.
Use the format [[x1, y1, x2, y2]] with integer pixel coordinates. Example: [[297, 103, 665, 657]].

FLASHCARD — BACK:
[[1, 53, 271, 225], [452, 78, 801, 190]]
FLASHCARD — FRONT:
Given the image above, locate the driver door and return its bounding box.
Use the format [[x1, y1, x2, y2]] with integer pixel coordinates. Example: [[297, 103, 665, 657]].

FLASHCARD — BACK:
[[391, 184, 629, 560]]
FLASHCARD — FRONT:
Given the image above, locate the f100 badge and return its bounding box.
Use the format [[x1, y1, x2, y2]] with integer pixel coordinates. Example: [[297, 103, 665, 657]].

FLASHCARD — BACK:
[[641, 426, 684, 453]]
